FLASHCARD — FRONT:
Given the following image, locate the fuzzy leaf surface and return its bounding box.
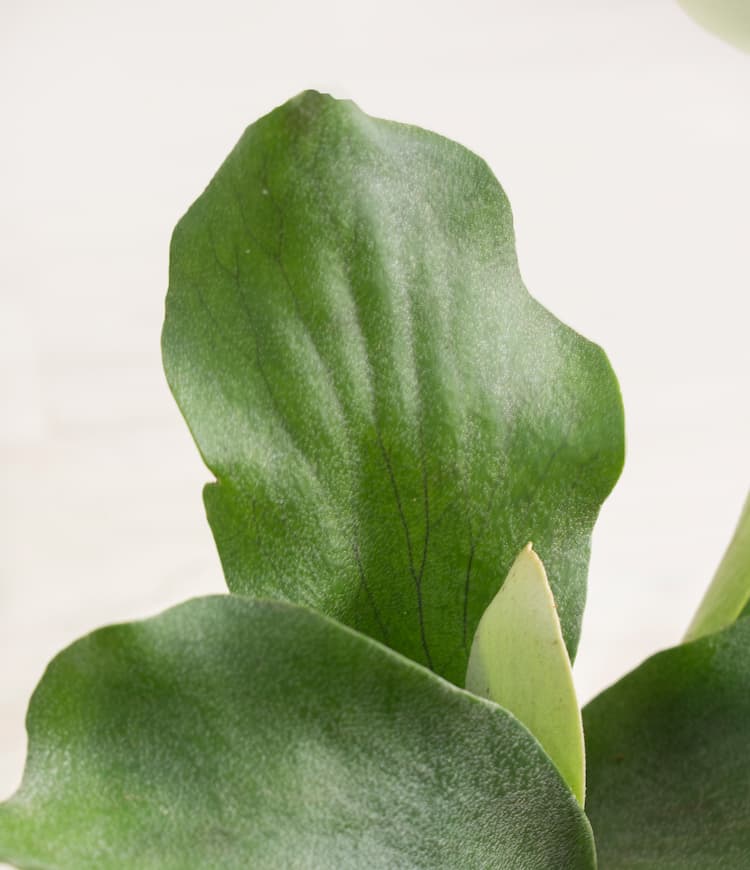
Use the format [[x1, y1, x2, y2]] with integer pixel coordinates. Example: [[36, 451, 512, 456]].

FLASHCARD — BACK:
[[584, 617, 750, 868], [163, 90, 624, 682], [0, 596, 596, 870]]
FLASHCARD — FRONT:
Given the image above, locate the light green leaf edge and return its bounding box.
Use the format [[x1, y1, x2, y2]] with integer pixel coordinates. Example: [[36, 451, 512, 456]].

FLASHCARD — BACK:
[[0, 596, 597, 870], [466, 543, 585, 806], [162, 90, 625, 686], [584, 615, 750, 868], [678, 0, 750, 53], [684, 490, 750, 642]]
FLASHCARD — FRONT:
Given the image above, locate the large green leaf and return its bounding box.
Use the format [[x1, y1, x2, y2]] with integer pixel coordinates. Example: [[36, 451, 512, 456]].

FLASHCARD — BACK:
[[0, 596, 596, 869], [466, 544, 585, 806], [163, 90, 624, 684], [685, 491, 750, 641], [583, 617, 750, 868]]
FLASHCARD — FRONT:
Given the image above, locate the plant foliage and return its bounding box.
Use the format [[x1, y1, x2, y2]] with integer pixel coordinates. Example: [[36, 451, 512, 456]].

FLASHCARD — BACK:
[[1, 92, 747, 869]]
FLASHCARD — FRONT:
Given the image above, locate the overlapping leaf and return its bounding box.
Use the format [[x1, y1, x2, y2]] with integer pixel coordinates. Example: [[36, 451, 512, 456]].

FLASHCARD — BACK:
[[584, 616, 750, 868], [0, 597, 596, 869], [163, 90, 624, 684], [0, 93, 631, 869]]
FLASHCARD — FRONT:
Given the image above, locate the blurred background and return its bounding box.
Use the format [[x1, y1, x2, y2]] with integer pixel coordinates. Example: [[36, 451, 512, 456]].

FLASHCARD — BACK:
[[1, 0, 748, 807]]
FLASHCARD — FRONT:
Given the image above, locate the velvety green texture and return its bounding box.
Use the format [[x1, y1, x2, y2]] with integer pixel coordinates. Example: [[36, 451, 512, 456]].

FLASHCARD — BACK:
[[584, 617, 750, 868], [162, 90, 624, 684], [0, 596, 596, 870]]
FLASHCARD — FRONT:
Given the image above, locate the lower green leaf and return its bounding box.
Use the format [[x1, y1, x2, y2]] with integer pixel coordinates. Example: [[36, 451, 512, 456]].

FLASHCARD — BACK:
[[0, 596, 595, 869], [584, 617, 750, 868]]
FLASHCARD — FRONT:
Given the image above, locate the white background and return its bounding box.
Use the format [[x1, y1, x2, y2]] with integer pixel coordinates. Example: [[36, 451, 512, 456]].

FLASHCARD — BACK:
[[1, 0, 749, 813]]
